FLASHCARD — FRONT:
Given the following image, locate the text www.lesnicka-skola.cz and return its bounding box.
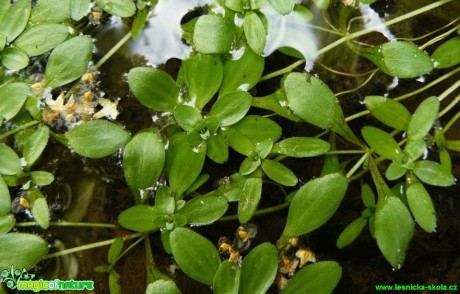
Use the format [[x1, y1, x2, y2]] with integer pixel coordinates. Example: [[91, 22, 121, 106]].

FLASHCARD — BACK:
[[375, 283, 458, 291]]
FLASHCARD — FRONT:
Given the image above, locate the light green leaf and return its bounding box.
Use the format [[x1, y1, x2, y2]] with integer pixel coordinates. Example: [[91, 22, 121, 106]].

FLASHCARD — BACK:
[[284, 73, 337, 129], [131, 6, 148, 39], [240, 243, 278, 294], [0, 82, 31, 120], [239, 157, 260, 175], [280, 173, 348, 244], [1, 47, 29, 70], [23, 125, 49, 168], [210, 91, 252, 127], [95, 0, 136, 17], [128, 67, 179, 111], [70, 0, 91, 21], [261, 159, 297, 186], [0, 176, 11, 215], [336, 217, 367, 249], [269, 0, 295, 15], [244, 12, 266, 55], [0, 144, 22, 175], [108, 237, 124, 265], [238, 176, 262, 223], [273, 137, 330, 157], [361, 183, 375, 208], [233, 115, 282, 145], [30, 171, 54, 186], [406, 179, 436, 233], [146, 280, 181, 294], [0, 1, 9, 21], [413, 160, 455, 187], [45, 36, 93, 89], [213, 260, 240, 294], [179, 195, 228, 225], [385, 161, 406, 181], [123, 130, 165, 190], [227, 129, 254, 157], [0, 0, 31, 43], [170, 228, 221, 286], [0, 233, 48, 269], [14, 24, 69, 56], [31, 196, 49, 229], [407, 96, 439, 142], [0, 214, 15, 235], [219, 47, 264, 96], [109, 271, 121, 294], [361, 41, 433, 78], [225, 0, 243, 11], [177, 53, 223, 110], [311, 0, 330, 9], [118, 205, 160, 232], [66, 120, 131, 158], [362, 126, 403, 161], [445, 140, 460, 152], [254, 138, 273, 159], [374, 196, 414, 269], [30, 0, 70, 24], [193, 15, 235, 54], [173, 105, 202, 132], [432, 37, 460, 69], [364, 96, 411, 130], [154, 186, 175, 215], [404, 140, 426, 161], [206, 133, 229, 164], [214, 173, 248, 202], [282, 261, 342, 294]]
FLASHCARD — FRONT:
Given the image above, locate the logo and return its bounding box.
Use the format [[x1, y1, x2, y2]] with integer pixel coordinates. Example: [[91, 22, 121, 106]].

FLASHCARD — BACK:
[[1, 266, 94, 292]]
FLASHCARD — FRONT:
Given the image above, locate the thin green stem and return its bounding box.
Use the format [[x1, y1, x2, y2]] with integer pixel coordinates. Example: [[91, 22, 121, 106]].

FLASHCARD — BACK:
[[95, 31, 132, 69], [438, 93, 460, 118], [443, 111, 460, 133], [420, 23, 460, 50], [219, 202, 290, 221], [325, 150, 366, 155], [336, 69, 379, 96], [0, 121, 41, 141], [116, 235, 146, 262], [45, 233, 143, 259], [345, 152, 370, 180], [438, 79, 460, 101], [15, 221, 115, 229]]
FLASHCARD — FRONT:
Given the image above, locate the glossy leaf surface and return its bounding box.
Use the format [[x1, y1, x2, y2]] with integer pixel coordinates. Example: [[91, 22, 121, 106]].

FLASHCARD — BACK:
[[233, 115, 282, 145], [1, 47, 29, 70], [146, 280, 181, 294], [23, 125, 49, 168], [272, 137, 330, 157], [244, 12, 266, 55], [178, 195, 228, 225], [118, 205, 160, 232], [413, 161, 455, 187], [240, 243, 278, 294], [432, 37, 460, 69], [0, 176, 11, 216], [210, 91, 252, 127], [213, 261, 240, 294], [261, 159, 297, 186]]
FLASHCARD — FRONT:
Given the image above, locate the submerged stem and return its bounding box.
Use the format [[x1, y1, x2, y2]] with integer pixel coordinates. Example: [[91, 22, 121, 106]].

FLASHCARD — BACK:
[[0, 121, 41, 141], [219, 202, 290, 221], [15, 221, 116, 228]]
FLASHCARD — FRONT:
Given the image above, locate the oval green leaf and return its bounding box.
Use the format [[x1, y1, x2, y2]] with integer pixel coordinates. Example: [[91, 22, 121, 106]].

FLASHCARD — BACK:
[[95, 0, 136, 17], [406, 180, 436, 233], [170, 228, 221, 286], [178, 195, 228, 225], [240, 243, 278, 294], [362, 126, 403, 161], [108, 237, 124, 265], [1, 47, 29, 70], [261, 159, 297, 186], [206, 133, 229, 164], [0, 144, 22, 175], [336, 217, 367, 249], [238, 176, 262, 224], [0, 176, 11, 216], [0, 0, 31, 43], [210, 91, 252, 127], [213, 261, 240, 294], [413, 160, 455, 187], [118, 205, 160, 232], [385, 160, 406, 181], [364, 96, 411, 131], [31, 197, 50, 229], [66, 120, 131, 158], [146, 280, 181, 294], [128, 67, 179, 111], [123, 130, 165, 189], [273, 137, 330, 157], [23, 125, 49, 168], [269, 0, 295, 15], [244, 12, 266, 55], [233, 115, 282, 145], [407, 96, 439, 142], [432, 37, 460, 69], [30, 171, 55, 186], [14, 24, 69, 56], [173, 105, 202, 132], [0, 233, 48, 269], [71, 0, 91, 21], [0, 82, 31, 120], [0, 214, 15, 235], [29, 0, 70, 24], [193, 15, 235, 54]]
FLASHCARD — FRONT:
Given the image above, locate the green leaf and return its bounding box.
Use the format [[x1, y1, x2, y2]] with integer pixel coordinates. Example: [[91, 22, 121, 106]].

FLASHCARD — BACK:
[[244, 12, 266, 55], [239, 157, 260, 175], [118, 205, 160, 232], [214, 173, 248, 202], [220, 47, 264, 96], [206, 133, 229, 164], [233, 115, 282, 145], [238, 176, 262, 223], [131, 6, 148, 39], [23, 125, 49, 168], [31, 196, 49, 229], [225, 0, 243, 11], [445, 140, 460, 152], [213, 260, 240, 294], [177, 53, 223, 110], [240, 243, 278, 294], [108, 237, 124, 265], [0, 1, 9, 21], [404, 139, 426, 161], [282, 261, 341, 294], [284, 73, 337, 129], [0, 144, 22, 175], [406, 179, 436, 233], [30, 171, 54, 186], [70, 0, 91, 21], [146, 280, 181, 294], [210, 91, 252, 127], [254, 138, 273, 159], [432, 36, 460, 69], [13, 24, 69, 56], [0, 233, 48, 269], [413, 160, 455, 187], [311, 0, 330, 9], [360, 41, 433, 78], [0, 82, 31, 120], [109, 271, 121, 294], [170, 228, 221, 286], [273, 137, 330, 157], [66, 120, 131, 158], [45, 36, 93, 89], [364, 96, 411, 131], [361, 183, 375, 208], [374, 196, 414, 269], [167, 133, 206, 197], [385, 161, 406, 181], [336, 217, 367, 249], [173, 105, 202, 132], [128, 67, 179, 111], [178, 195, 228, 225], [407, 96, 439, 142], [280, 173, 348, 243], [362, 126, 403, 161], [227, 129, 255, 156], [123, 130, 165, 190], [261, 159, 297, 186], [1, 47, 29, 70], [0, 214, 15, 235], [0, 0, 31, 43], [95, 0, 136, 17], [269, 0, 295, 15], [154, 186, 175, 215], [29, 0, 70, 24], [0, 176, 11, 215], [193, 15, 235, 54]]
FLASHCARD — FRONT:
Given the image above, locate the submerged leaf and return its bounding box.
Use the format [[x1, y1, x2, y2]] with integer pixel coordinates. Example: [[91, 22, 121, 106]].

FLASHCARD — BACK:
[[233, 115, 282, 145], [23, 125, 49, 168], [261, 159, 297, 186], [269, 0, 295, 15], [0, 176, 11, 216], [406, 179, 436, 233], [146, 280, 181, 294], [178, 195, 228, 225]]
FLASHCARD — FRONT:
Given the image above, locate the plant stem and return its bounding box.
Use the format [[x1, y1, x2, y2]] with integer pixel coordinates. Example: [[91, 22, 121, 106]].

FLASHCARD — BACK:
[[438, 79, 460, 101], [442, 110, 460, 133], [439, 94, 460, 118], [326, 150, 365, 155], [95, 31, 132, 69], [0, 121, 41, 141], [15, 221, 115, 228], [345, 152, 370, 180], [45, 233, 143, 259], [219, 202, 290, 221]]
